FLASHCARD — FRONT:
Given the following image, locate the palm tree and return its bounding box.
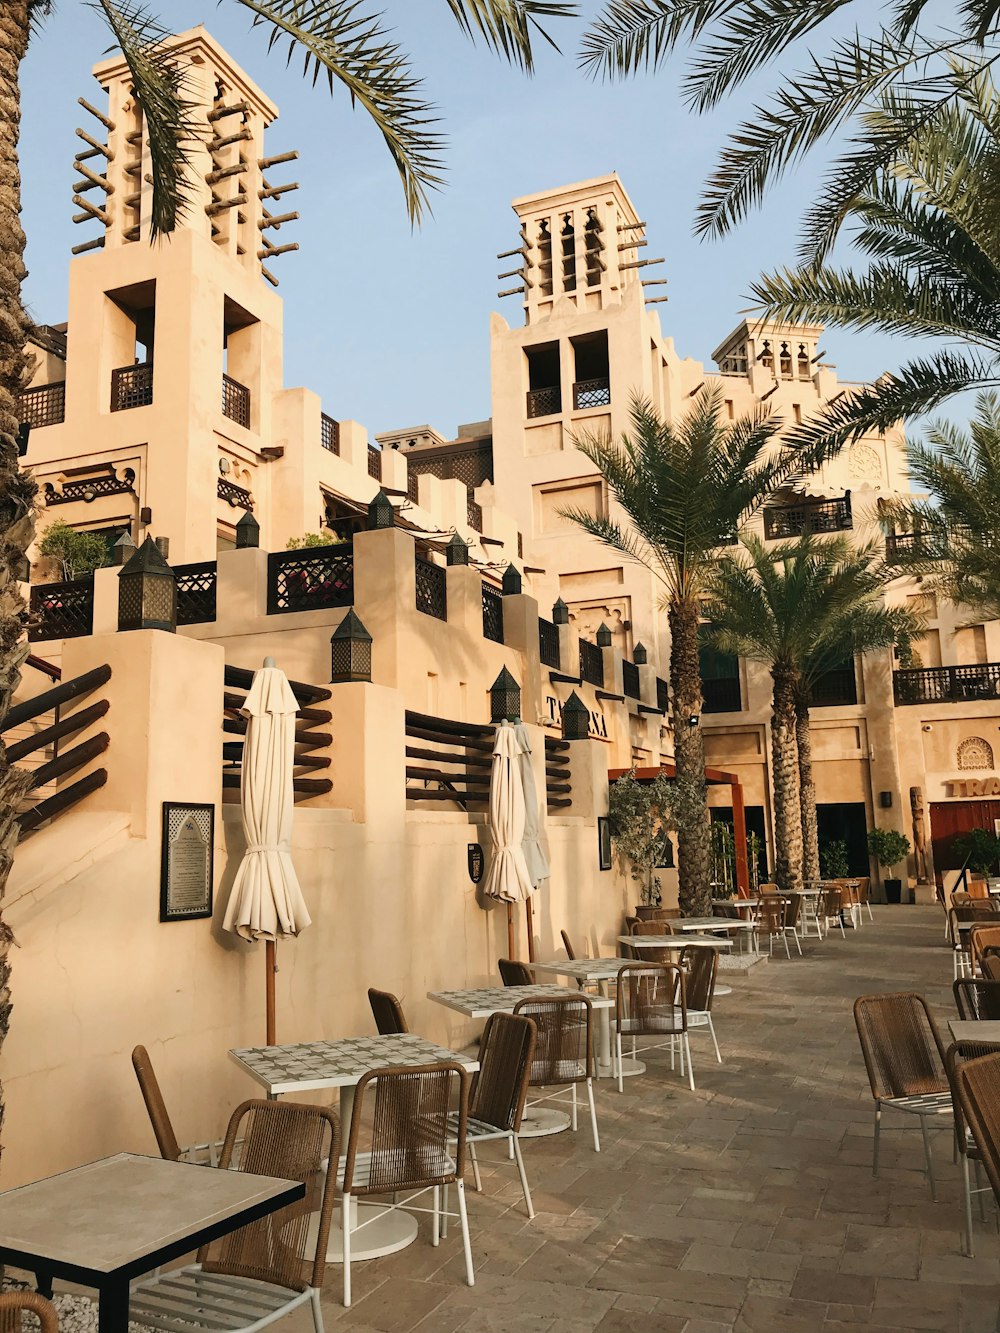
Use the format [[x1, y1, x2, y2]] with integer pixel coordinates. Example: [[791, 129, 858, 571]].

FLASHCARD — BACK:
[[562, 388, 828, 915], [748, 76, 1000, 450], [881, 393, 1000, 624], [703, 534, 918, 890], [0, 0, 573, 1157], [580, 2, 1000, 261]]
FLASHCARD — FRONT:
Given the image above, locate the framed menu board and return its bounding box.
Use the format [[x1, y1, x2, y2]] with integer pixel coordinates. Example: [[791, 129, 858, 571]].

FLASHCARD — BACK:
[[160, 802, 214, 921]]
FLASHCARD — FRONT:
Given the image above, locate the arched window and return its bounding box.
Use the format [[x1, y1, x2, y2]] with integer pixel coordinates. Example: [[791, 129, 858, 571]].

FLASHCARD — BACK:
[[958, 736, 994, 771], [759, 340, 773, 372], [779, 342, 792, 377], [797, 343, 811, 379]]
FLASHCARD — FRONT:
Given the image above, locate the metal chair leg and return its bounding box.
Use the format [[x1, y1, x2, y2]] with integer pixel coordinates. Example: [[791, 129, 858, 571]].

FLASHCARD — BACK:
[[963, 1153, 975, 1257], [469, 1142, 483, 1191], [616, 1033, 624, 1094], [342, 1192, 352, 1307], [920, 1114, 938, 1202], [512, 1135, 534, 1217], [432, 1185, 440, 1246], [707, 1014, 722, 1063], [684, 1034, 695, 1091], [456, 1180, 475, 1287], [586, 1077, 600, 1152], [873, 1104, 881, 1177], [310, 1286, 324, 1333]]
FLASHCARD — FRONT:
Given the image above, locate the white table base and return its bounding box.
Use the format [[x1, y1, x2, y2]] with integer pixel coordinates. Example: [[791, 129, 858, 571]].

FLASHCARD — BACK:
[[323, 1202, 419, 1262], [519, 1107, 572, 1137]]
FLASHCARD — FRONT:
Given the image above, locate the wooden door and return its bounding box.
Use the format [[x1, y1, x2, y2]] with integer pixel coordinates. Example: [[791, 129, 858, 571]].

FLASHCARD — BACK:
[[929, 800, 1000, 887]]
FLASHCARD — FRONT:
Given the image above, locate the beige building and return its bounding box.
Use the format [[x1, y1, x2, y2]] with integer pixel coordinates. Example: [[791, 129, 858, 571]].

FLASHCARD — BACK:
[[389, 173, 1000, 895], [5, 29, 1000, 1187]]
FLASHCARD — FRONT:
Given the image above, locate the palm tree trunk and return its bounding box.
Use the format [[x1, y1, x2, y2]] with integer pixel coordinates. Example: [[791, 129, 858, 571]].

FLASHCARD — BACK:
[[669, 597, 712, 916], [0, 2, 37, 1167], [795, 692, 821, 885], [770, 663, 803, 893]]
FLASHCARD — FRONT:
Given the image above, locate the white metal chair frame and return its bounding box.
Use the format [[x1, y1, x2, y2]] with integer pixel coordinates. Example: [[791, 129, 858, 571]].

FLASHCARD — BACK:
[[513, 995, 601, 1154], [339, 1063, 474, 1309], [129, 1100, 338, 1333], [614, 963, 695, 1093]]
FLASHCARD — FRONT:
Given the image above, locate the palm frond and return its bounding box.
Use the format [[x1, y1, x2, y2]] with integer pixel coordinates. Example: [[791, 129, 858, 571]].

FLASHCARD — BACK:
[[445, 0, 577, 70], [578, 0, 729, 79], [92, 0, 197, 238], [236, 0, 445, 224]]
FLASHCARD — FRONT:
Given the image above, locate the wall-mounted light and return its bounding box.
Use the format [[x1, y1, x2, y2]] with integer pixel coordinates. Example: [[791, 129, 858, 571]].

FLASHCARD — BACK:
[[687, 714, 699, 727]]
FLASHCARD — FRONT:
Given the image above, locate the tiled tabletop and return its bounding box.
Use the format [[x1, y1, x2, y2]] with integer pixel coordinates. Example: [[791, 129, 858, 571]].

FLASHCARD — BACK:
[[531, 958, 629, 982], [230, 1033, 478, 1096], [948, 1019, 1000, 1043], [617, 934, 733, 949], [428, 984, 613, 1018]]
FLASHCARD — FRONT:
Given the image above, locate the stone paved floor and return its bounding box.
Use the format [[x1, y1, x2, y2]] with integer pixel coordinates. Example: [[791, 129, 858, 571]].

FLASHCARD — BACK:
[[307, 907, 1000, 1333]]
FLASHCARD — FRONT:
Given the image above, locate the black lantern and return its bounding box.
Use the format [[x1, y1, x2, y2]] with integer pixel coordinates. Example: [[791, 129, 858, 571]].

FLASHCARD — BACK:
[[235, 509, 260, 549], [446, 533, 469, 567], [113, 530, 136, 566], [562, 690, 590, 741], [596, 622, 612, 648], [118, 535, 177, 632], [633, 641, 647, 665], [490, 666, 521, 723], [367, 488, 394, 530], [552, 597, 569, 625], [501, 563, 522, 596], [330, 609, 373, 683]]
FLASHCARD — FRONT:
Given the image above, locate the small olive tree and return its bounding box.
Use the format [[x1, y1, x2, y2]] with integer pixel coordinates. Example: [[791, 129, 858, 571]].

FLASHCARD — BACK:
[[37, 520, 111, 580], [607, 770, 676, 906]]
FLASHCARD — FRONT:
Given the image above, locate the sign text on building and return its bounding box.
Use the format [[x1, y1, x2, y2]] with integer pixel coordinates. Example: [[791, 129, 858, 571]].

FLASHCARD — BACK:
[[947, 777, 1000, 798]]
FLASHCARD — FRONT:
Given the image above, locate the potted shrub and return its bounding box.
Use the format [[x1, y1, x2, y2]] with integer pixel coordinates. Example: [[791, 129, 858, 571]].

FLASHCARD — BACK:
[[820, 838, 850, 880], [867, 828, 912, 904], [953, 828, 1000, 882], [607, 769, 674, 916]]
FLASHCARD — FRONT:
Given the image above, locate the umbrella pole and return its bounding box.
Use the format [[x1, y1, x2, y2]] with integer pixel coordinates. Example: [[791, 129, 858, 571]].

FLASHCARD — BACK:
[[525, 898, 535, 962], [506, 903, 515, 959], [265, 940, 276, 1046]]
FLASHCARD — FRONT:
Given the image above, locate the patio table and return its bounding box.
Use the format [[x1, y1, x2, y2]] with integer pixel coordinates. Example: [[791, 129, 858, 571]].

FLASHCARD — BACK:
[[948, 1020, 1000, 1043], [0, 1153, 302, 1333], [617, 933, 733, 950], [229, 1032, 477, 1264], [526, 961, 645, 1077], [428, 984, 614, 1124]]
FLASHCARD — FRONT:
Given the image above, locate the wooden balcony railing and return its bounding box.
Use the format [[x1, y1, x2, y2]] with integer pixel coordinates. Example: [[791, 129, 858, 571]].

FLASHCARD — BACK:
[[111, 362, 153, 411], [222, 373, 251, 429], [29, 577, 95, 642], [579, 638, 604, 688], [266, 545, 354, 614], [223, 664, 332, 802], [538, 617, 561, 669], [894, 662, 1000, 705], [623, 660, 640, 700], [321, 413, 340, 454], [175, 560, 218, 626], [415, 555, 447, 620], [544, 734, 572, 811], [764, 494, 852, 540], [526, 385, 561, 418], [482, 582, 504, 643], [18, 381, 65, 428], [572, 377, 611, 410], [404, 710, 493, 809]]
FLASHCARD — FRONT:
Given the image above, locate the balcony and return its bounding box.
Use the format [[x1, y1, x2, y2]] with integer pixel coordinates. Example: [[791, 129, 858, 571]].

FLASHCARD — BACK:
[[764, 494, 852, 540], [222, 373, 250, 429], [368, 445, 382, 480], [702, 677, 742, 713], [538, 618, 560, 669], [885, 529, 950, 562], [111, 362, 153, 412], [527, 385, 561, 418], [623, 659, 640, 700], [573, 377, 611, 410], [18, 381, 65, 428], [579, 638, 604, 688], [29, 577, 95, 642], [895, 662, 1000, 705]]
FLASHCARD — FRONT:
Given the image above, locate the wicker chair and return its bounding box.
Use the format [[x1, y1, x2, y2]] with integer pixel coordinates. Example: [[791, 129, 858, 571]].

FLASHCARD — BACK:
[[946, 1040, 1000, 1257], [954, 1051, 1000, 1219], [819, 884, 846, 938], [452, 1010, 537, 1218], [759, 882, 779, 895], [340, 1062, 473, 1307], [853, 993, 952, 1199], [755, 895, 790, 957], [368, 987, 409, 1035], [949, 905, 1000, 980], [983, 952, 1000, 982], [628, 918, 675, 965], [498, 958, 534, 986], [131, 1099, 339, 1333], [513, 994, 600, 1151], [614, 962, 693, 1093], [953, 977, 1000, 1021], [685, 946, 722, 1063], [782, 893, 804, 956], [560, 929, 578, 960], [132, 1044, 223, 1165], [0, 1294, 58, 1333], [967, 923, 1000, 976]]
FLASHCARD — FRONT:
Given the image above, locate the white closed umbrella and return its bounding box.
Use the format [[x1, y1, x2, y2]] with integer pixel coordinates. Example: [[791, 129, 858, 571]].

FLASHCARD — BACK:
[[483, 722, 534, 938], [223, 660, 310, 1044], [514, 723, 549, 963]]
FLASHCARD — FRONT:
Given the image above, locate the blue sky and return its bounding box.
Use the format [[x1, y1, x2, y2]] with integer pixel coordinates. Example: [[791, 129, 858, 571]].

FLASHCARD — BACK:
[[21, 3, 919, 440]]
